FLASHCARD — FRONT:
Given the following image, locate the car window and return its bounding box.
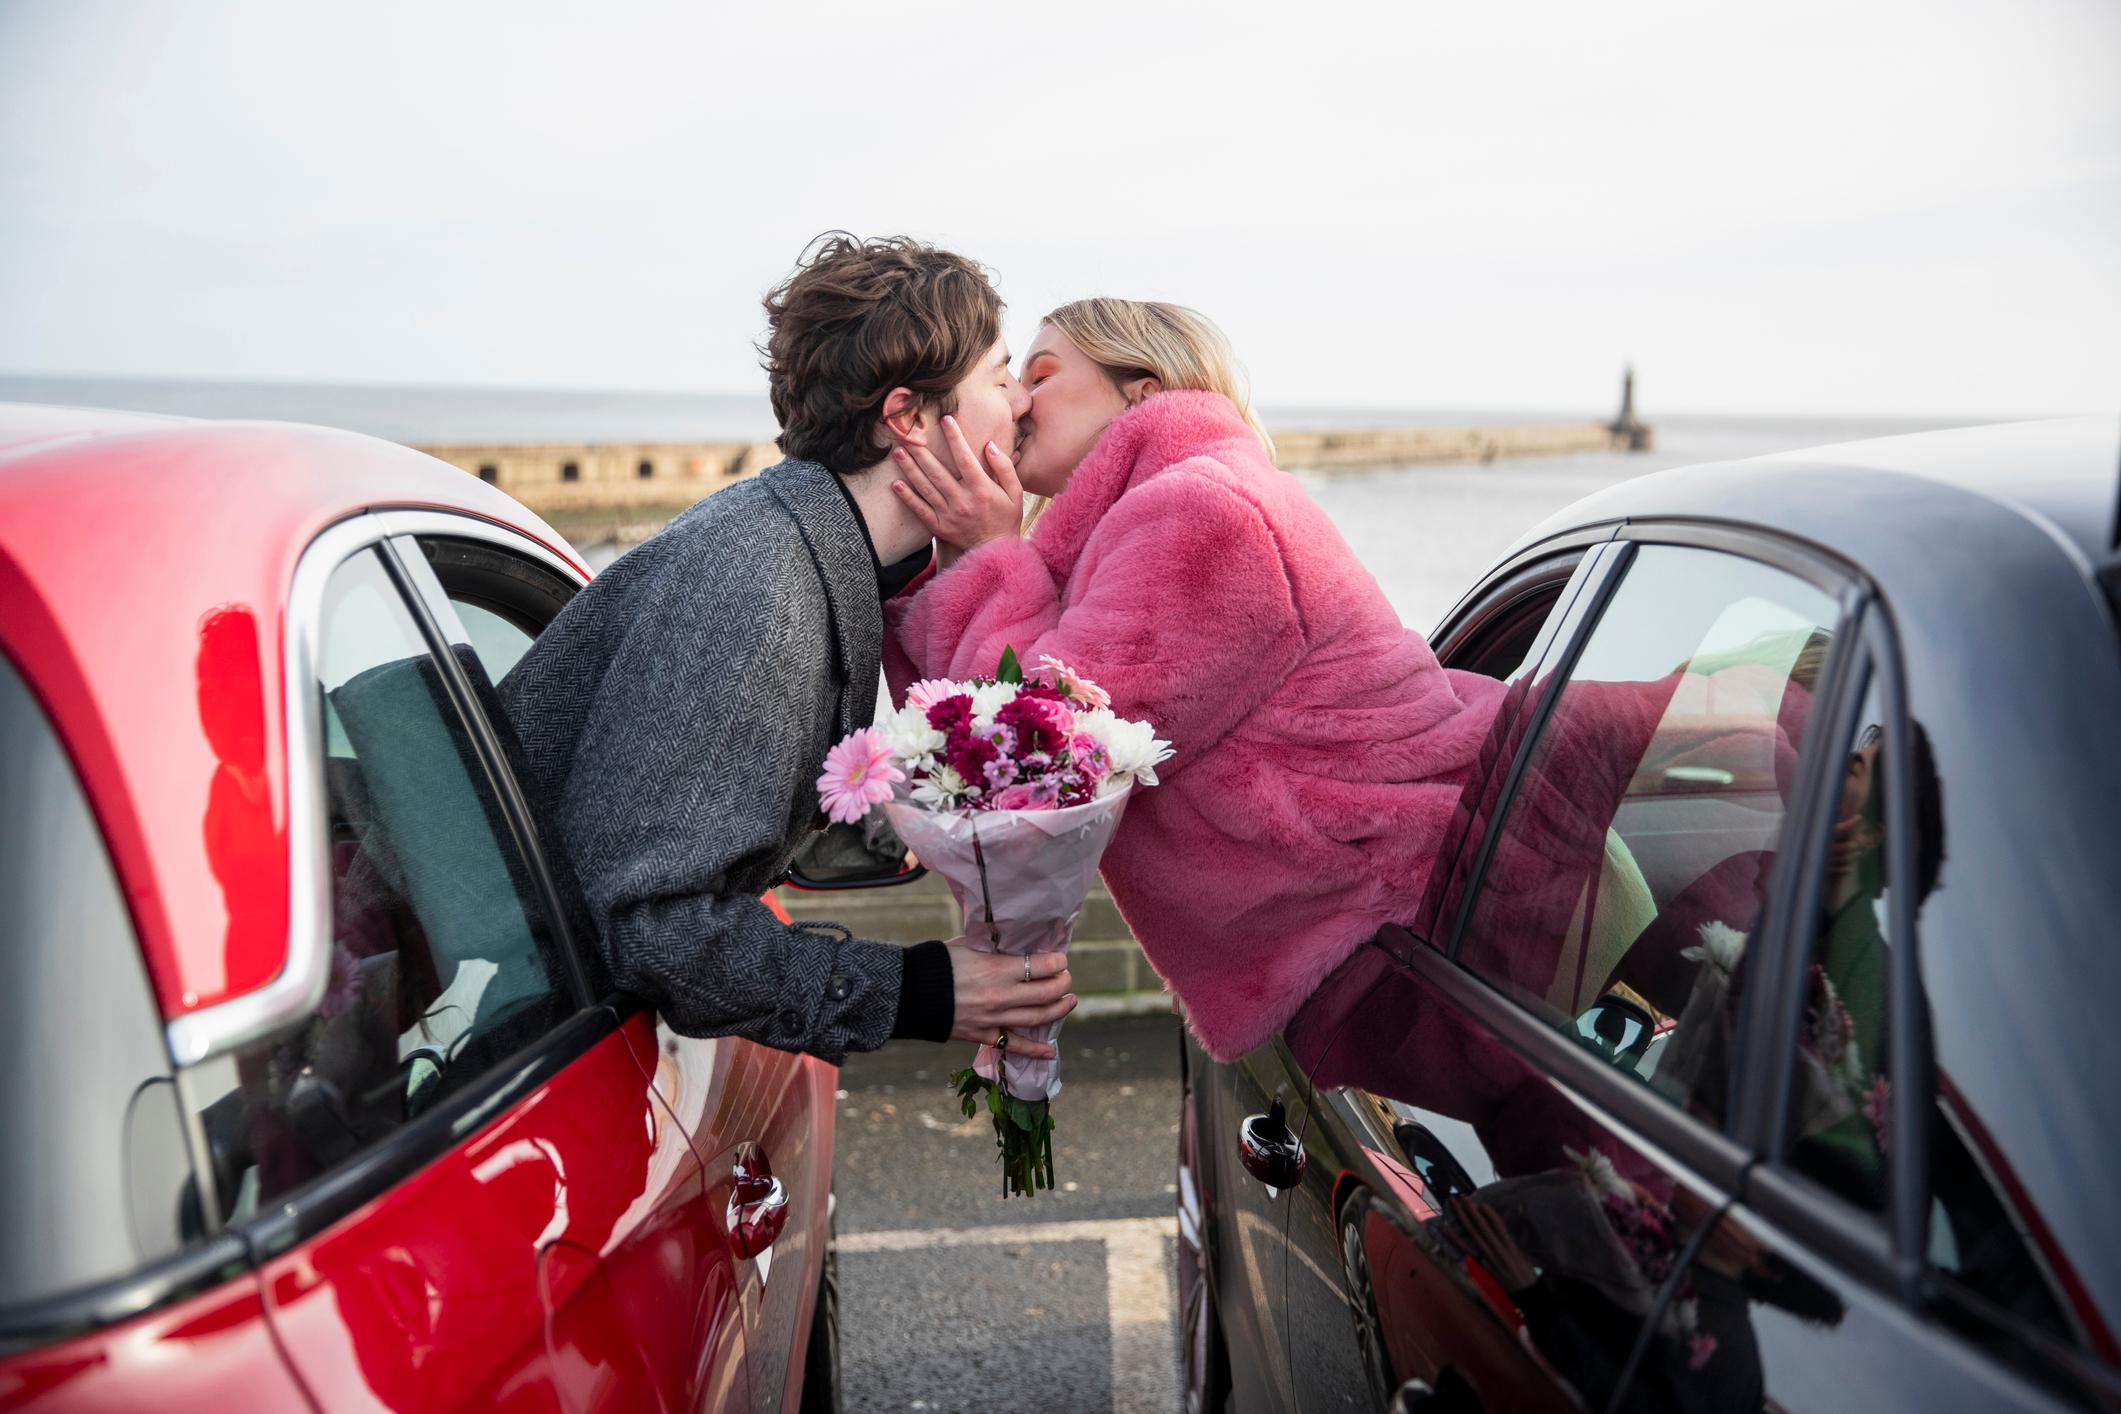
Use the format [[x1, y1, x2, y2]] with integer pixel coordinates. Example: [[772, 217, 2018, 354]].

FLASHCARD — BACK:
[[0, 654, 193, 1311], [456, 599, 535, 681], [185, 548, 573, 1227], [1455, 544, 1840, 1126], [1781, 678, 2083, 1378]]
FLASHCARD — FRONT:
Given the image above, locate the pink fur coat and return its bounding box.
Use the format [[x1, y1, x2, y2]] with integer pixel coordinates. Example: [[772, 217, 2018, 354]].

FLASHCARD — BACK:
[[885, 391, 1506, 1059]]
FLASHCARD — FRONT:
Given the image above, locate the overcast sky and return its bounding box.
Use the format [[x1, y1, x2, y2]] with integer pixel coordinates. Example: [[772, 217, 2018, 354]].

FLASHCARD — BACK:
[[3, 1, 2116, 418]]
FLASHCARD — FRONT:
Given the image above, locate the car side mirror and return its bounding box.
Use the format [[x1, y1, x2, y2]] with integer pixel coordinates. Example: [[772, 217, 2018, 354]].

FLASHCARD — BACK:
[[781, 816, 928, 890], [781, 855, 928, 891]]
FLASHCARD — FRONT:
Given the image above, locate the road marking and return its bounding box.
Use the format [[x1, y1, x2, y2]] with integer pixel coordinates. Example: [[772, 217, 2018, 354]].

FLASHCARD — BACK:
[[842, 1217, 1179, 1413]]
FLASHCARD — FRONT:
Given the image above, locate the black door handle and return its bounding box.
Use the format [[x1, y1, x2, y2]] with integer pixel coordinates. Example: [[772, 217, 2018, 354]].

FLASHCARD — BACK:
[[1239, 1098, 1306, 1189]]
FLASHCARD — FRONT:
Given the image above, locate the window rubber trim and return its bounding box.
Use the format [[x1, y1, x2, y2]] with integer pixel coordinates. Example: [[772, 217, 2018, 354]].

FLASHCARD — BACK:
[[0, 1231, 252, 1358]]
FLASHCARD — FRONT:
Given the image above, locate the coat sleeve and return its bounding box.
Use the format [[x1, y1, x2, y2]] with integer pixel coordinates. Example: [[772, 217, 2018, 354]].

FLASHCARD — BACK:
[[543, 550, 911, 1064], [889, 466, 1306, 772]]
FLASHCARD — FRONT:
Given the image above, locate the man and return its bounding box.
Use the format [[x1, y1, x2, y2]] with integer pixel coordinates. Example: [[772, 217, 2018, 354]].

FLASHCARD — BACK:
[[501, 233, 1074, 1064]]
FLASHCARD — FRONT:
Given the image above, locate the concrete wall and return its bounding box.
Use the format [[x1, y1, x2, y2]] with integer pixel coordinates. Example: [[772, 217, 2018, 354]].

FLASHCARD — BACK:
[[417, 438, 782, 515]]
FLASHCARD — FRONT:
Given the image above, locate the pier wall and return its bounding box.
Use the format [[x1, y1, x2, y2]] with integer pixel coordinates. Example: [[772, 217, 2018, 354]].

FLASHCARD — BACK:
[[1272, 421, 1637, 471], [416, 437, 781, 515], [414, 419, 1647, 522]]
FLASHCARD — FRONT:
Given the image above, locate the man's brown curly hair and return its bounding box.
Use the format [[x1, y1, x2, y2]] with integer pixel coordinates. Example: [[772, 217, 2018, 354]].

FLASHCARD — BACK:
[[762, 233, 1003, 477]]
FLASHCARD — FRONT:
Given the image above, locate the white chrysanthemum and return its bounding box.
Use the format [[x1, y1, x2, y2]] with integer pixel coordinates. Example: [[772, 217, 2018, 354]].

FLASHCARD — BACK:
[[882, 702, 944, 767], [1565, 1144, 1635, 1204], [1076, 710, 1174, 792], [969, 680, 1019, 729], [911, 764, 970, 808], [1680, 920, 1748, 977]]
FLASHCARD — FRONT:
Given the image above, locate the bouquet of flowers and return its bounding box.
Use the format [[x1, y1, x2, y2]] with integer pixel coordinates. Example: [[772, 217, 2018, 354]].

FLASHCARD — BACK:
[[816, 649, 1171, 1196]]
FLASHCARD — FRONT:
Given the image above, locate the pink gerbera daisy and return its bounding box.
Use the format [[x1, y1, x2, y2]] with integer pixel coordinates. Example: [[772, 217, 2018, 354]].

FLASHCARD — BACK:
[[1038, 655, 1110, 710], [906, 679, 960, 712], [817, 728, 904, 825]]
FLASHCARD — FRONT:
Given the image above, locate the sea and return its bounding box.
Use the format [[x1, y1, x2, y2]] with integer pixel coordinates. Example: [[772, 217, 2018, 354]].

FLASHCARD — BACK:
[[0, 374, 1993, 631]]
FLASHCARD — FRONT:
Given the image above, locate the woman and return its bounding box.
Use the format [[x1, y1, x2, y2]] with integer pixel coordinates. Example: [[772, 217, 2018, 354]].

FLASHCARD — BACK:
[[882, 298, 1508, 1061]]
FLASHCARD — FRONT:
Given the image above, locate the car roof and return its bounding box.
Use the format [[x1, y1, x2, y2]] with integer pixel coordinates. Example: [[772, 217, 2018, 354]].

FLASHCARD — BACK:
[[1518, 416, 2121, 573], [0, 402, 589, 1026]]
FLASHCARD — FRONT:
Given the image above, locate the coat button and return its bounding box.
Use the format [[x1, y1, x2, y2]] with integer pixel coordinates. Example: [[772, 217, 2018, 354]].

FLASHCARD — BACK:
[[828, 975, 851, 1002], [779, 1009, 803, 1033]]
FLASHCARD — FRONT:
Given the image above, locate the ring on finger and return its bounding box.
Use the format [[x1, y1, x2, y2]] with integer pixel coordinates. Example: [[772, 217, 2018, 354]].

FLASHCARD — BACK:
[[1022, 954, 1033, 984], [995, 1031, 1008, 1050]]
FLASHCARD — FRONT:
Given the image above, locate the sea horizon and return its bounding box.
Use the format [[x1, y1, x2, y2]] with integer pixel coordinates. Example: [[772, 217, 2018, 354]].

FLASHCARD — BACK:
[[0, 371, 2049, 449]]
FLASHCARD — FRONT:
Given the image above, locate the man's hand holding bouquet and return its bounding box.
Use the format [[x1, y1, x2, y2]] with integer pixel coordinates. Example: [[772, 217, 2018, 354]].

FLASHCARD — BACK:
[[817, 649, 1170, 1196]]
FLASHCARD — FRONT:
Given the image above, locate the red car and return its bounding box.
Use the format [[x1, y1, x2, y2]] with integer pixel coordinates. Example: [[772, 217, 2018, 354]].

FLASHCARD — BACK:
[[0, 404, 842, 1412]]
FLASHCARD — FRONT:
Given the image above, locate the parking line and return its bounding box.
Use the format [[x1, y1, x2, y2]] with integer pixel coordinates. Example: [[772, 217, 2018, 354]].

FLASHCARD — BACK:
[[841, 1217, 1178, 1412]]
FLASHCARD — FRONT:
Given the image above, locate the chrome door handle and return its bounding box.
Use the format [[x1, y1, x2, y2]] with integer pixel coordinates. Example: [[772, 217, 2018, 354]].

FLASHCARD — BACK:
[[1238, 1098, 1305, 1190], [730, 1173, 789, 1260]]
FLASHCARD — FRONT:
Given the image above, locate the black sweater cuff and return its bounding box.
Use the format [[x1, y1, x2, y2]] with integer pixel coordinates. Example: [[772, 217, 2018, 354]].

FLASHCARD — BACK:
[[891, 940, 955, 1042]]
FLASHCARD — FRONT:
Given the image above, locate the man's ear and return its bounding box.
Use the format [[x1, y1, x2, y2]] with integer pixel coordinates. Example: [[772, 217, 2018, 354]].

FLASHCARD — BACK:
[[1120, 375, 1162, 406], [880, 387, 934, 448]]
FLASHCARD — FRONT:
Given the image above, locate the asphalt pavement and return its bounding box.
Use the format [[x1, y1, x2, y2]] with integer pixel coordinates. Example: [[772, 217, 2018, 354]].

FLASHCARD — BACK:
[[832, 1010, 1184, 1413]]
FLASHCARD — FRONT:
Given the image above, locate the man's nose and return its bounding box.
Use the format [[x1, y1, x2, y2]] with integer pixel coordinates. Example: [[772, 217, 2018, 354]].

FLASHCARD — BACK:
[[1008, 376, 1033, 420]]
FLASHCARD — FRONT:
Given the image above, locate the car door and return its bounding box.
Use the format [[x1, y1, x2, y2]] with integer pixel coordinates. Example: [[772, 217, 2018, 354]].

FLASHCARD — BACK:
[[168, 527, 746, 1412], [1192, 544, 1600, 1413], [1284, 535, 1865, 1411], [393, 518, 765, 1412], [1211, 1031, 1316, 1413]]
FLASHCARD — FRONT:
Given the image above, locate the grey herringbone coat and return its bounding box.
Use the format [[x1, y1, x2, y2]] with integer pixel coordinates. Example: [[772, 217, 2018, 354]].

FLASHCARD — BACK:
[[500, 457, 909, 1062]]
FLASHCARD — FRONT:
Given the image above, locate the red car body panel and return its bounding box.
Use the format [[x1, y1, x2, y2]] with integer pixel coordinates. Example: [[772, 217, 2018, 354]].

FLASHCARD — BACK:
[[0, 405, 830, 1413], [0, 1277, 312, 1413], [0, 410, 585, 1022], [257, 1024, 749, 1412]]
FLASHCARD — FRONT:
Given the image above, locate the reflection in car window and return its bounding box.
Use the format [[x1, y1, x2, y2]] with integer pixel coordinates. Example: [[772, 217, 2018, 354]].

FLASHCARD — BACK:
[[186, 549, 570, 1226], [1786, 685, 2081, 1375], [1456, 546, 1839, 1125], [1784, 683, 1893, 1214], [0, 656, 194, 1311]]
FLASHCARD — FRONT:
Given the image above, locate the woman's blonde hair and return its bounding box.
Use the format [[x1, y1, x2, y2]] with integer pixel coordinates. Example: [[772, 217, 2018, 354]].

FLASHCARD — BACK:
[[1042, 298, 1274, 462]]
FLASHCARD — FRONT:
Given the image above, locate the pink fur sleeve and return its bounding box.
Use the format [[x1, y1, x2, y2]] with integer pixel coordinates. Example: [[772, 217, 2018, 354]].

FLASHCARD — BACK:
[[890, 471, 1305, 771]]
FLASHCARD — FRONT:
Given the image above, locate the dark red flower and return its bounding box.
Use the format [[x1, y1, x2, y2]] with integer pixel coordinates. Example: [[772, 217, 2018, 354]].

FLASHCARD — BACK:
[[926, 693, 975, 735], [995, 695, 1074, 756], [944, 729, 998, 783]]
